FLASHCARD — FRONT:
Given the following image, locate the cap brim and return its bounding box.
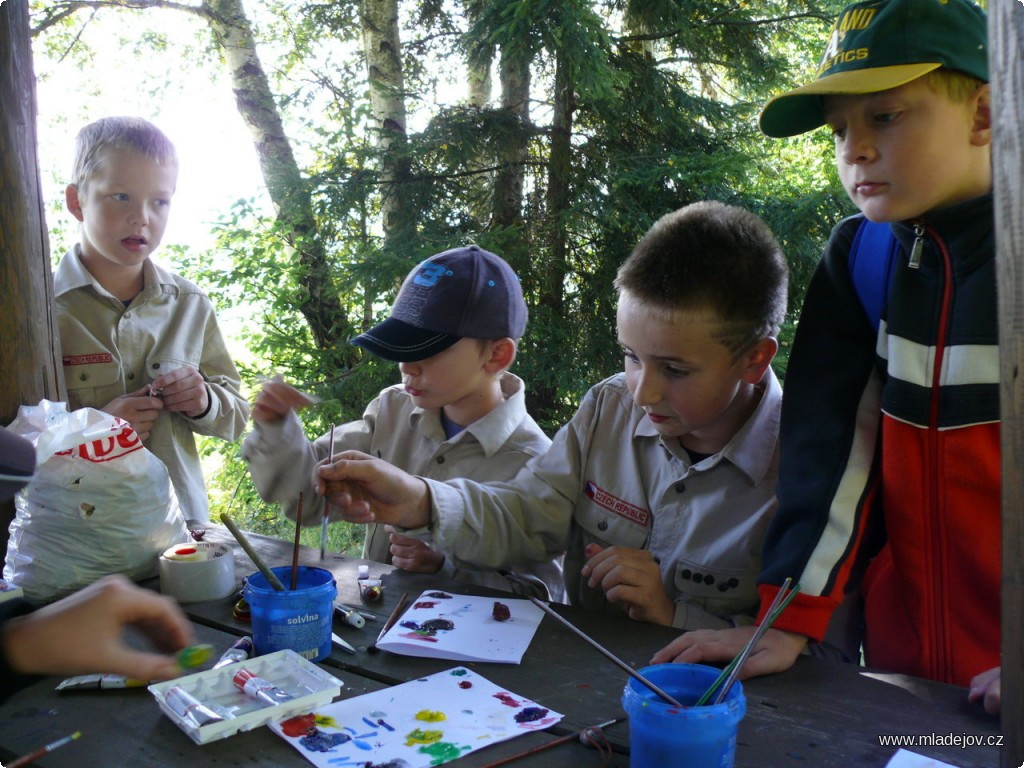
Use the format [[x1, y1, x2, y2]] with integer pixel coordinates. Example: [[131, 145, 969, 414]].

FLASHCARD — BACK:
[[0, 428, 36, 503], [351, 317, 460, 363], [759, 63, 941, 137]]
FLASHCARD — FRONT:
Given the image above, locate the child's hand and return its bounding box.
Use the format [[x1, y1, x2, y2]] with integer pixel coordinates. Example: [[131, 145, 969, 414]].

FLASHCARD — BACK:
[[151, 365, 209, 418], [387, 527, 445, 574], [252, 375, 316, 423], [651, 626, 807, 678], [968, 666, 1001, 715], [103, 385, 164, 440], [581, 543, 674, 625], [1, 574, 195, 681]]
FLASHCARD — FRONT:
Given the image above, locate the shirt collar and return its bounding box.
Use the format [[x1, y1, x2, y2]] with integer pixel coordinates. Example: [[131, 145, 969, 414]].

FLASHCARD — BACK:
[[407, 372, 529, 456]]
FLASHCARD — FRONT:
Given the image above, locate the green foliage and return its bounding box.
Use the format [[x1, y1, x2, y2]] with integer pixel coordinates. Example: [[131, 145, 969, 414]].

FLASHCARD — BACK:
[[33, 0, 856, 541]]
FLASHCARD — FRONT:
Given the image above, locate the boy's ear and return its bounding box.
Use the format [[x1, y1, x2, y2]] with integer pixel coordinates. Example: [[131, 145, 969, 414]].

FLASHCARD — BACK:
[[483, 338, 517, 374], [738, 337, 778, 384], [969, 84, 992, 147], [65, 184, 85, 222]]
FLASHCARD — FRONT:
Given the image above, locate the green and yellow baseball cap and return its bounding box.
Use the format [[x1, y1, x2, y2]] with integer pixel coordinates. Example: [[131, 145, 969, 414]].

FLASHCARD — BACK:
[[759, 0, 988, 138]]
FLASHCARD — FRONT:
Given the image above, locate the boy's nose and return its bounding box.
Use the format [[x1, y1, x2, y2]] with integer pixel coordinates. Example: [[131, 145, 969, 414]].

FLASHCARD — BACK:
[[129, 204, 149, 226], [631, 368, 662, 407], [399, 361, 419, 376], [841, 127, 875, 165]]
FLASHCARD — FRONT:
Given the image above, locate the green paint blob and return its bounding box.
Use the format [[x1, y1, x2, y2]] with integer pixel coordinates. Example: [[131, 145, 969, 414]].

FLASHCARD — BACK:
[[419, 741, 470, 765]]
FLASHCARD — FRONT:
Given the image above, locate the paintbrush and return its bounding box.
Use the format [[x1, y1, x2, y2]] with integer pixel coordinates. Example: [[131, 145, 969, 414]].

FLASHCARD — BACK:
[[529, 597, 683, 708], [695, 577, 800, 706], [369, 591, 409, 652], [320, 425, 335, 561], [291, 492, 303, 590], [476, 716, 623, 768], [7, 731, 81, 768], [219, 513, 286, 591]]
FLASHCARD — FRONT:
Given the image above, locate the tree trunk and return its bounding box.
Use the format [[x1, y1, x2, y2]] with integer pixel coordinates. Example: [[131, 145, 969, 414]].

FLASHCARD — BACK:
[[203, 0, 352, 361], [491, 47, 530, 230], [529, 46, 573, 422], [990, 4, 1024, 764], [0, 0, 65, 556], [360, 0, 415, 255]]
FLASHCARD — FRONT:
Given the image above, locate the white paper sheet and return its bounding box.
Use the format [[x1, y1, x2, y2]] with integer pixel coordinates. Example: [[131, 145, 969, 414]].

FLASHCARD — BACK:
[[270, 666, 563, 768], [885, 748, 959, 768], [374, 590, 543, 664]]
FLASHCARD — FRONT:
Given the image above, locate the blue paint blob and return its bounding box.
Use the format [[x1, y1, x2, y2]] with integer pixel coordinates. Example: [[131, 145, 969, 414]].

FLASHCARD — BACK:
[[300, 729, 351, 752]]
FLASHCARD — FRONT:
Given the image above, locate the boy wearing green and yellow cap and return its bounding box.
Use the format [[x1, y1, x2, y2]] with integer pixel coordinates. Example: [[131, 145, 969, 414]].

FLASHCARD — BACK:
[[656, 0, 1000, 715]]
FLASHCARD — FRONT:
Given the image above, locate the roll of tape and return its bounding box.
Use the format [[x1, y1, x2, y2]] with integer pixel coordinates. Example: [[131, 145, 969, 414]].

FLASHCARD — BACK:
[[159, 542, 235, 604]]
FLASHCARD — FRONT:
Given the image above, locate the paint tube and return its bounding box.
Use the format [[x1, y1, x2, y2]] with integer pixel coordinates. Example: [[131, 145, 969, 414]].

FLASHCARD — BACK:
[[212, 636, 254, 669], [232, 668, 294, 706], [164, 685, 230, 728], [55, 674, 148, 691]]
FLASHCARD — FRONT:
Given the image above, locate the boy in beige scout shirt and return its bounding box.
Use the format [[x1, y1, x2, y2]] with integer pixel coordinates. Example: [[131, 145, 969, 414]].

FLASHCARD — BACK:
[[315, 201, 788, 630], [55, 117, 248, 523], [244, 246, 564, 600]]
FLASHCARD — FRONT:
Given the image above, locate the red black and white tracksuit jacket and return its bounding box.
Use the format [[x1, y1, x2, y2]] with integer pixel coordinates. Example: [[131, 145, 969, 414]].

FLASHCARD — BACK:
[[759, 194, 999, 686]]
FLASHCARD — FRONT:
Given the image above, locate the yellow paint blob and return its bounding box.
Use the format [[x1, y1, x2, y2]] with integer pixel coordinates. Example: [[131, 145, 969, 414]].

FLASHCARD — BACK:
[[415, 710, 447, 723], [405, 728, 444, 746]]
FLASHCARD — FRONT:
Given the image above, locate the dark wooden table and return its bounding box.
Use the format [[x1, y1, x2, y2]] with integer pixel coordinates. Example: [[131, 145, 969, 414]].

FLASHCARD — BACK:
[[0, 523, 1003, 767]]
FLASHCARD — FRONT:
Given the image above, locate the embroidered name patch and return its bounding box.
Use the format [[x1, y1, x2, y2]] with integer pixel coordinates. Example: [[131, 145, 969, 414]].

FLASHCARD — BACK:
[[583, 481, 650, 527], [63, 353, 114, 366]]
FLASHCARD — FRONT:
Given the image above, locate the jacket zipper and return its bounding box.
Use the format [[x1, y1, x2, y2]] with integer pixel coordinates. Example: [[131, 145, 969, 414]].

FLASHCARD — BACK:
[[925, 223, 954, 682]]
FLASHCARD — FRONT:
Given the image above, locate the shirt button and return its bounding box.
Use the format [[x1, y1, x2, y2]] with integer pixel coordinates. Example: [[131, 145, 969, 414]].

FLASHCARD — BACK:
[[704, 574, 715, 585], [152, 363, 161, 370], [674, 481, 686, 493], [436, 456, 445, 464], [79, 373, 87, 381], [124, 312, 131, 318], [597, 520, 608, 531], [127, 372, 135, 380]]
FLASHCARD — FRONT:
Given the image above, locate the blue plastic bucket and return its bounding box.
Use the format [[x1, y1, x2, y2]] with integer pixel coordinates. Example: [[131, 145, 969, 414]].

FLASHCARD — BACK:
[[244, 566, 337, 662], [621, 663, 746, 768]]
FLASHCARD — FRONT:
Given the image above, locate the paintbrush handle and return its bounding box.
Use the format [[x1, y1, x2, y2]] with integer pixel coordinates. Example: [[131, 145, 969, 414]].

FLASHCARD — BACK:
[[529, 598, 683, 708], [376, 592, 410, 643], [219, 514, 286, 591]]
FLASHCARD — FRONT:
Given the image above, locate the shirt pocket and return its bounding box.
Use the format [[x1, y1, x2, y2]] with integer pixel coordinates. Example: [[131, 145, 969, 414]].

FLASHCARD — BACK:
[[574, 490, 650, 550], [63, 358, 121, 410], [146, 352, 201, 384], [672, 557, 760, 623]]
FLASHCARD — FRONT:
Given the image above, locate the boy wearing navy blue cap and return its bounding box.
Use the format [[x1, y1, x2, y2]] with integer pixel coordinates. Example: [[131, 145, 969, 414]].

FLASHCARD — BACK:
[[660, 0, 1001, 714], [244, 246, 563, 601]]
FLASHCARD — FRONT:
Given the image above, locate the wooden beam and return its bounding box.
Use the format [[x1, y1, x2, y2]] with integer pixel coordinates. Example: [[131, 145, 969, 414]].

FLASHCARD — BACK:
[[0, 0, 65, 554], [990, 2, 1023, 765]]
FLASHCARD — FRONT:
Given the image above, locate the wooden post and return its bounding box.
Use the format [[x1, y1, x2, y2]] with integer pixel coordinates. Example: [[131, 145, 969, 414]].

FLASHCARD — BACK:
[[990, 2, 1023, 765], [0, 0, 65, 554]]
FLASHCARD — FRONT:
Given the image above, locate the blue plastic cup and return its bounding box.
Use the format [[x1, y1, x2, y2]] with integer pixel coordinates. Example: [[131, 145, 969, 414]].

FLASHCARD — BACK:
[[621, 663, 746, 768], [244, 566, 337, 662]]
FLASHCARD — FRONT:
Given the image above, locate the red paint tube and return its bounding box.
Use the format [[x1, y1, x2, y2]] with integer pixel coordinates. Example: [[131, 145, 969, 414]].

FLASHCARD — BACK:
[[164, 686, 229, 728], [232, 668, 294, 706]]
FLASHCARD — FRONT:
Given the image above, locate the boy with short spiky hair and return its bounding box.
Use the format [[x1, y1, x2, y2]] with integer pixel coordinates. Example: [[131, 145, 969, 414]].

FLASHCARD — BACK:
[[315, 200, 789, 630], [661, 0, 1001, 714], [56, 117, 249, 522]]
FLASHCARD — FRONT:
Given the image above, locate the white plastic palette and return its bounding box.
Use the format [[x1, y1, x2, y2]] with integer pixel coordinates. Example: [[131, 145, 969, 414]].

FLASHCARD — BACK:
[[148, 649, 343, 744]]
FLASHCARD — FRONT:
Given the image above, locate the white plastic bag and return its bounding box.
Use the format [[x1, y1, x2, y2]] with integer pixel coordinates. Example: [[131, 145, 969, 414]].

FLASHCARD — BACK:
[[3, 400, 190, 603]]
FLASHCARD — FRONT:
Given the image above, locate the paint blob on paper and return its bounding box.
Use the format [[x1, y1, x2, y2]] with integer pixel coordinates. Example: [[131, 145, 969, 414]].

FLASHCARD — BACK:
[[270, 667, 563, 768], [374, 591, 543, 664]]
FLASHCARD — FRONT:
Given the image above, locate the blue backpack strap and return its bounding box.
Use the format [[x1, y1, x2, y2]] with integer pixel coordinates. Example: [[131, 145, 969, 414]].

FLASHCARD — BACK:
[[848, 217, 899, 332]]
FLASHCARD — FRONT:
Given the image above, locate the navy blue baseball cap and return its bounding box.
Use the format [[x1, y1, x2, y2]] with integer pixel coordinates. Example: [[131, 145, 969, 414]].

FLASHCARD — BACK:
[[352, 246, 528, 363]]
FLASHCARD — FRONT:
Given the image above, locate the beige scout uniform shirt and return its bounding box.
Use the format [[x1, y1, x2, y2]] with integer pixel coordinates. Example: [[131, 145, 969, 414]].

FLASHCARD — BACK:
[[243, 373, 565, 601], [420, 369, 782, 630], [54, 247, 249, 522]]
